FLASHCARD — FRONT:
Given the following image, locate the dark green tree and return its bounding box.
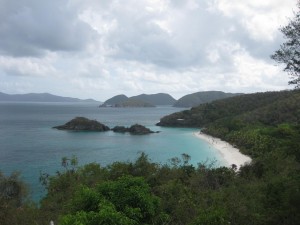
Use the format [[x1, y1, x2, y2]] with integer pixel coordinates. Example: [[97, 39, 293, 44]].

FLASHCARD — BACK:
[[0, 171, 27, 207], [59, 176, 168, 225], [271, 2, 300, 88], [0, 172, 39, 225]]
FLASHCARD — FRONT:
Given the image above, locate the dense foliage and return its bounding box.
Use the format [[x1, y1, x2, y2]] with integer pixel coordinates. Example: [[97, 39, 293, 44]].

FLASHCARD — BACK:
[[271, 1, 300, 88], [1, 90, 299, 225]]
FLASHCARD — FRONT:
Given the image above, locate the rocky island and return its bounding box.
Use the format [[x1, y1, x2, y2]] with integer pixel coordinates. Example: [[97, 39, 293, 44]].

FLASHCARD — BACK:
[[112, 124, 159, 135], [53, 117, 110, 131]]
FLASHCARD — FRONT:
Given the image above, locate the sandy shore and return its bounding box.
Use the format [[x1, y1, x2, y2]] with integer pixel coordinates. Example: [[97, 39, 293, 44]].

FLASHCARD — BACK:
[[194, 131, 251, 169]]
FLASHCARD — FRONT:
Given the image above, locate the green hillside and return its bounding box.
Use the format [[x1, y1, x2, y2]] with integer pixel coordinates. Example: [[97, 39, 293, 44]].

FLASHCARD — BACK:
[[115, 98, 155, 107], [173, 91, 242, 108], [131, 93, 176, 105]]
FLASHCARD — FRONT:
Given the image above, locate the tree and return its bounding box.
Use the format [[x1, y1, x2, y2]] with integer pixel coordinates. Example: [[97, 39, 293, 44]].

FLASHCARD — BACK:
[[59, 176, 168, 225], [0, 171, 39, 225], [271, 2, 300, 88], [0, 171, 27, 207]]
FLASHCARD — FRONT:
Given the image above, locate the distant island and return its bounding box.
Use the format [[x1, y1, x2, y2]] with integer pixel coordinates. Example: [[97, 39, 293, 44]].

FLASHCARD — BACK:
[[0, 92, 100, 103], [100, 93, 176, 107]]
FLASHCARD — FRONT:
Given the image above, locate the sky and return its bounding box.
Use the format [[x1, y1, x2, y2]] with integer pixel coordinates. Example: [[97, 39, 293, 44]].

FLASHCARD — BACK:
[[0, 0, 297, 101]]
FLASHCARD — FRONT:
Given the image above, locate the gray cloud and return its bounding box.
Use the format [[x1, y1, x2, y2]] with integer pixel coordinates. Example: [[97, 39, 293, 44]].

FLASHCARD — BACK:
[[0, 0, 97, 57], [103, 1, 214, 68], [91, 0, 283, 70]]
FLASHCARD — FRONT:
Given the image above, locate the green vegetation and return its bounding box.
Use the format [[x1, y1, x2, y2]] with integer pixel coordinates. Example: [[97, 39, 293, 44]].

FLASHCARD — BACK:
[[0, 172, 38, 225], [115, 98, 155, 107], [173, 91, 242, 108], [1, 90, 300, 225], [60, 176, 166, 225]]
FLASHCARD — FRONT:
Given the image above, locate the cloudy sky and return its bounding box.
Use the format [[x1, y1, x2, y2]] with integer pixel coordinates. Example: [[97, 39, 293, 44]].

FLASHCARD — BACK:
[[0, 0, 297, 101]]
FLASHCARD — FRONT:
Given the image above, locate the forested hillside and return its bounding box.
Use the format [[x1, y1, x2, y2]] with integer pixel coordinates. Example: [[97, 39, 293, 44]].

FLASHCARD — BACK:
[[1, 90, 300, 225], [131, 93, 176, 105], [173, 91, 241, 108], [101, 94, 129, 106], [157, 90, 299, 127]]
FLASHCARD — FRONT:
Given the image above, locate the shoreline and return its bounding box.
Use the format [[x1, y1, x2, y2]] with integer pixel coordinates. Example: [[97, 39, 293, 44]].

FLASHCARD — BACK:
[[194, 131, 252, 169]]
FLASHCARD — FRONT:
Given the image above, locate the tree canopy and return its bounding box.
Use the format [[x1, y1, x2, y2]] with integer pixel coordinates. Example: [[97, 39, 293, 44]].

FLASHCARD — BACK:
[[272, 2, 300, 88]]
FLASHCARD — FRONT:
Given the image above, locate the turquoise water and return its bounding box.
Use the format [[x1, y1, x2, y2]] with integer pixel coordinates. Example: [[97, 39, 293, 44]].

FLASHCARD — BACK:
[[0, 102, 224, 201]]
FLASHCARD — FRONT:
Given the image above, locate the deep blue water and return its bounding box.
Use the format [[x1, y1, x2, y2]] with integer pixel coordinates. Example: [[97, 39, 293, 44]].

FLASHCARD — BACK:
[[0, 102, 224, 201]]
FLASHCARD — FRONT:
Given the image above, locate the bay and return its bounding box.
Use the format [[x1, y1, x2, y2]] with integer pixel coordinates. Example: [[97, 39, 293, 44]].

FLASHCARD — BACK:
[[0, 102, 224, 201]]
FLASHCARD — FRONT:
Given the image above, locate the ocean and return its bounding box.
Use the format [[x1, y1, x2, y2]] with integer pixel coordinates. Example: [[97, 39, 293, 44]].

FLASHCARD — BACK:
[[0, 102, 224, 201]]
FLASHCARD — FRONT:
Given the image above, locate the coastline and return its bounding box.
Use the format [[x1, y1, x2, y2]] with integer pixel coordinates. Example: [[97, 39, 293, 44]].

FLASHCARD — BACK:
[[194, 131, 252, 169]]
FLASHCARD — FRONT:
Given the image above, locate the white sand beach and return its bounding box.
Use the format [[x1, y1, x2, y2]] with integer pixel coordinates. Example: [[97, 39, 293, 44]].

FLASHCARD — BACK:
[[194, 131, 252, 169]]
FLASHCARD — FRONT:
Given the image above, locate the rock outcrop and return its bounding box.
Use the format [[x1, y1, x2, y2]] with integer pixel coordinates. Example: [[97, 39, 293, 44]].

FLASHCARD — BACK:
[[112, 126, 128, 133], [112, 124, 158, 135], [53, 117, 110, 131]]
